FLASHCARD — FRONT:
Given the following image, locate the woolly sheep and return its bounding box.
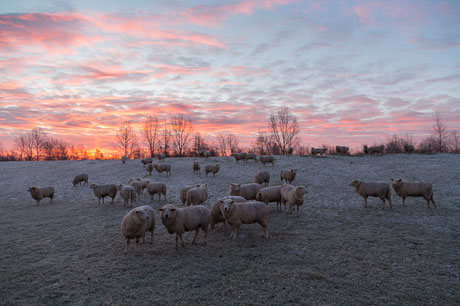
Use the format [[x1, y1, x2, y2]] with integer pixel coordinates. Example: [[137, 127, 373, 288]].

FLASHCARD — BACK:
[[153, 163, 171, 176], [121, 205, 155, 253], [141, 156, 153, 165], [185, 184, 208, 206], [130, 178, 151, 194], [130, 181, 143, 197], [256, 185, 283, 207], [221, 199, 270, 240], [146, 182, 167, 201], [364, 145, 385, 154], [28, 186, 55, 205], [72, 173, 88, 187], [349, 180, 392, 209], [179, 185, 200, 205], [193, 161, 200, 173], [198, 150, 210, 158], [233, 152, 246, 163], [121, 155, 127, 164], [158, 204, 210, 249], [229, 183, 262, 200], [210, 196, 246, 229], [259, 155, 275, 166], [280, 184, 307, 216], [280, 169, 297, 184], [157, 153, 166, 161], [254, 170, 270, 187], [391, 178, 436, 208], [244, 153, 257, 162], [146, 164, 153, 176], [311, 147, 327, 156], [90, 183, 117, 204], [336, 146, 349, 155], [205, 164, 220, 177], [404, 144, 414, 153], [118, 184, 137, 207]]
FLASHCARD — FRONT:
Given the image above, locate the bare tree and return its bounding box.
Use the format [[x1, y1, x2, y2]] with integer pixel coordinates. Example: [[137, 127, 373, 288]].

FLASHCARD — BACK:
[[170, 114, 192, 157], [115, 121, 138, 158], [14, 131, 34, 160], [450, 130, 460, 153], [269, 107, 299, 155], [42, 136, 58, 160], [142, 116, 160, 157], [226, 134, 239, 154], [217, 134, 227, 156], [30, 127, 46, 161], [193, 133, 208, 156], [158, 119, 171, 155], [432, 112, 448, 153]]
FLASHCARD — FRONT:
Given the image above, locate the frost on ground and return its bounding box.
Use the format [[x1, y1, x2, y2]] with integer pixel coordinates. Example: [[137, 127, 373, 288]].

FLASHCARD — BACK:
[[0, 154, 459, 305]]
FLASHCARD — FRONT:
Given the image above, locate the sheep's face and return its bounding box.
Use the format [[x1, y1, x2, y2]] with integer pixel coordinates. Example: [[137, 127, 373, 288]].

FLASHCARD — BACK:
[[28, 187, 37, 194], [291, 169, 297, 175], [159, 205, 177, 225], [135, 209, 149, 222], [349, 180, 361, 189], [222, 200, 235, 215], [229, 184, 240, 195], [89, 184, 97, 190], [296, 187, 306, 198], [391, 178, 403, 190]]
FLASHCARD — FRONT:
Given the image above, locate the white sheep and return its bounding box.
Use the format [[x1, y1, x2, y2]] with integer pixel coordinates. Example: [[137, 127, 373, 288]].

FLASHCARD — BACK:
[[158, 204, 210, 249], [141, 156, 153, 165], [232, 152, 246, 163], [146, 164, 153, 176], [244, 153, 257, 162], [146, 182, 167, 201], [280, 184, 307, 216], [153, 163, 171, 176], [193, 161, 200, 173], [364, 145, 385, 154], [229, 183, 261, 200], [254, 171, 270, 187], [121, 155, 127, 164], [198, 150, 210, 158], [205, 164, 220, 177], [391, 178, 436, 208], [121, 205, 155, 253], [185, 184, 208, 206], [280, 169, 297, 184], [118, 184, 137, 207], [128, 178, 151, 194], [335, 146, 349, 155], [90, 183, 117, 204], [129, 181, 143, 197], [255, 185, 283, 208], [28, 186, 55, 205], [210, 196, 246, 229], [179, 185, 199, 205], [157, 153, 165, 161], [349, 180, 392, 209], [311, 147, 326, 156], [72, 173, 88, 187], [259, 155, 275, 166]]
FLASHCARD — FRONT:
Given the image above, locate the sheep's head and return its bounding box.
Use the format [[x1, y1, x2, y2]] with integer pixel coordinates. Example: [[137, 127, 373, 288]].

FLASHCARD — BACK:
[[349, 180, 361, 189], [296, 186, 307, 198], [134, 208, 149, 222], [89, 183, 97, 190], [230, 184, 240, 194], [391, 178, 403, 190], [28, 186, 37, 193], [221, 199, 235, 216], [291, 169, 297, 174], [159, 204, 177, 225]]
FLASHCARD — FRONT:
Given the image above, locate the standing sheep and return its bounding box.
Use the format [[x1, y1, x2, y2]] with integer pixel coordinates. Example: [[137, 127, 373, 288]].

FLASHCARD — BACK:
[[185, 184, 208, 206], [129, 178, 151, 195], [121, 205, 155, 254], [198, 150, 210, 158], [259, 155, 275, 166], [141, 156, 153, 165], [311, 147, 327, 156], [146, 182, 167, 201], [232, 152, 246, 163], [153, 163, 171, 176], [336, 146, 349, 155], [391, 178, 436, 208], [146, 164, 153, 176], [244, 153, 257, 162], [256, 185, 283, 207], [404, 144, 414, 153], [118, 184, 137, 207], [280, 184, 307, 216], [121, 155, 127, 164], [157, 153, 166, 161], [205, 164, 220, 177], [90, 183, 117, 204], [158, 204, 210, 249], [193, 161, 200, 173], [210, 196, 246, 229], [180, 185, 199, 205], [221, 199, 270, 240], [72, 173, 89, 187], [280, 169, 297, 184], [349, 180, 392, 209], [229, 183, 262, 200], [254, 171, 270, 187], [364, 145, 385, 154], [130, 181, 143, 197], [28, 186, 55, 205]]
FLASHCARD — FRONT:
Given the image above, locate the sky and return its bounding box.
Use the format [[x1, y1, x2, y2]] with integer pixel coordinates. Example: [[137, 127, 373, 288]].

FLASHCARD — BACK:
[[1, 0, 459, 153]]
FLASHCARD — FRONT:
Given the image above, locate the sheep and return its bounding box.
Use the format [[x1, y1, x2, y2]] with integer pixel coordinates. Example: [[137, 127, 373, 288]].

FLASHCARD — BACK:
[[28, 186, 55, 205], [121, 155, 127, 164], [404, 144, 414, 153], [141, 156, 153, 165], [158, 204, 210, 249], [259, 155, 275, 166], [254, 170, 270, 187], [146, 182, 167, 201], [336, 146, 349, 155], [117, 184, 137, 207], [90, 183, 117, 204], [311, 147, 327, 156], [198, 150, 210, 158], [349, 180, 392, 209], [210, 196, 246, 229], [229, 183, 262, 200], [193, 161, 200, 173], [185, 184, 208, 206], [179, 185, 200, 205], [157, 153, 165, 161], [232, 152, 246, 163], [221, 199, 270, 240], [130, 181, 143, 197], [153, 163, 171, 176], [280, 184, 307, 216], [256, 185, 283, 208], [146, 164, 153, 176], [130, 178, 151, 194], [280, 169, 297, 184], [391, 178, 436, 208], [72, 173, 88, 187], [244, 153, 257, 162], [121, 205, 155, 253], [364, 145, 385, 154], [205, 164, 220, 177]]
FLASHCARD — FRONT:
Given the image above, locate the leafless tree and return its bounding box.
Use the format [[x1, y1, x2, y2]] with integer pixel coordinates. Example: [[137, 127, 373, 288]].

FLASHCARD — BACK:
[[217, 134, 227, 156], [30, 127, 46, 160], [254, 131, 274, 155], [170, 114, 193, 157], [226, 134, 239, 154], [115, 121, 138, 158], [269, 107, 299, 155], [158, 119, 171, 155], [450, 130, 460, 153], [193, 133, 208, 156], [432, 112, 448, 153], [42, 136, 58, 160], [14, 131, 34, 160], [142, 116, 160, 157]]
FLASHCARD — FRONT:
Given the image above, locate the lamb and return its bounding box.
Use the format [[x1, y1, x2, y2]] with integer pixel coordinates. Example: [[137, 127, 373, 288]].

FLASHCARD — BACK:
[[259, 155, 275, 166], [391, 178, 436, 208], [117, 184, 137, 207], [198, 150, 210, 158], [146, 182, 167, 201], [28, 186, 55, 205], [158, 204, 210, 249], [179, 185, 199, 205], [364, 145, 385, 154], [193, 161, 200, 173], [72, 173, 89, 187], [221, 199, 270, 240], [349, 180, 392, 209], [146, 164, 153, 176], [141, 156, 153, 165], [311, 147, 327, 156], [153, 163, 171, 176], [280, 184, 307, 216], [254, 170, 270, 187], [121, 155, 127, 164], [232, 152, 246, 163], [185, 184, 208, 206], [120, 205, 155, 253], [90, 183, 117, 204], [336, 146, 349, 155], [255, 185, 283, 207], [280, 169, 297, 184], [157, 153, 165, 161], [129, 181, 143, 197], [404, 144, 414, 153], [229, 183, 262, 200], [209, 196, 246, 229], [244, 153, 257, 162], [205, 164, 220, 177]]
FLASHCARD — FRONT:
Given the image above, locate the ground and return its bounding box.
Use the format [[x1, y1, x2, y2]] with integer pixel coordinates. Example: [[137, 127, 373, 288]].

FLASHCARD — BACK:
[[0, 154, 459, 305]]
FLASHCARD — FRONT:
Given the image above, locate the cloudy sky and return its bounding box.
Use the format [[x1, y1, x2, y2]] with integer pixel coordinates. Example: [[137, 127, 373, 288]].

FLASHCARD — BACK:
[[1, 0, 459, 153]]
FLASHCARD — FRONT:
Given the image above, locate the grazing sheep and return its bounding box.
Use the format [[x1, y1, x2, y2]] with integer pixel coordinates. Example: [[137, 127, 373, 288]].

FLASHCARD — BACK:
[[146, 182, 167, 201], [90, 183, 117, 204], [153, 163, 171, 176], [121, 205, 155, 253], [229, 183, 262, 200], [72, 173, 88, 187], [259, 155, 275, 166], [117, 184, 137, 207], [141, 156, 153, 165], [210, 196, 246, 229], [311, 147, 327, 156], [364, 145, 385, 154], [179, 185, 200, 205], [404, 144, 414, 153], [193, 161, 200, 173], [233, 152, 246, 163], [254, 170, 270, 187], [336, 146, 349, 155], [146, 164, 153, 176], [205, 164, 220, 177], [256, 185, 283, 207], [349, 180, 392, 209], [198, 150, 210, 158], [121, 155, 127, 164], [244, 153, 257, 162], [185, 184, 208, 206], [157, 153, 165, 161], [280, 169, 297, 184], [158, 204, 210, 249], [391, 178, 436, 208], [221, 199, 270, 240], [28, 186, 55, 205], [280, 184, 307, 216], [130, 181, 143, 197]]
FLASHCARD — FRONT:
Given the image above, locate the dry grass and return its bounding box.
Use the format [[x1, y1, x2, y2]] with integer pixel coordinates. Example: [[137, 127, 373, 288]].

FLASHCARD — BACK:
[[0, 154, 459, 305]]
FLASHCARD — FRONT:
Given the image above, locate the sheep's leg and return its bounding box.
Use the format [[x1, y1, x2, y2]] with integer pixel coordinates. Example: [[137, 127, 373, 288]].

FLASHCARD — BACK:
[[202, 227, 208, 244], [150, 230, 154, 244], [402, 197, 406, 207], [296, 205, 300, 217], [135, 238, 139, 252], [381, 198, 385, 209], [232, 227, 238, 240], [124, 239, 129, 254], [388, 197, 392, 209], [262, 226, 269, 239], [175, 235, 179, 249], [363, 197, 367, 208], [426, 199, 430, 208], [36, 199, 40, 206], [430, 195, 437, 208], [111, 196, 115, 204], [180, 234, 184, 247], [192, 229, 199, 244]]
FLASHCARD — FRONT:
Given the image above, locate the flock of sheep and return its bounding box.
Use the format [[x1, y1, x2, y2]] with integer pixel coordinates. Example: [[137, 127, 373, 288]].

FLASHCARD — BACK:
[[27, 151, 436, 254]]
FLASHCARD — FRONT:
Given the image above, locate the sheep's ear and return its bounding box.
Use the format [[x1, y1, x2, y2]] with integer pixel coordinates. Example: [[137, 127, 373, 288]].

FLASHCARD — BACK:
[[219, 200, 224, 205], [397, 178, 402, 183], [170, 208, 177, 211], [391, 178, 394, 182], [158, 208, 164, 212]]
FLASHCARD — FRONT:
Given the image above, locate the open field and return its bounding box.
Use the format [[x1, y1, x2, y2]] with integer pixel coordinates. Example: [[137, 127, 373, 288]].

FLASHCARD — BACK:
[[0, 154, 459, 305]]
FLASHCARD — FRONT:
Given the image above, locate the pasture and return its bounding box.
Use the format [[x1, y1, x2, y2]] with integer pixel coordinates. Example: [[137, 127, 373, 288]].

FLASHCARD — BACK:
[[0, 154, 459, 305]]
